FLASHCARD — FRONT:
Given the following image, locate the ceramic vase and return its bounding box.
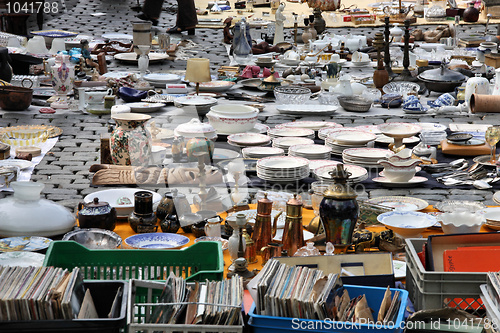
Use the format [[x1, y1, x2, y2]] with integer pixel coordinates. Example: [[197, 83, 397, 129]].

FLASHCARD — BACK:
[[128, 191, 157, 233], [110, 113, 151, 166], [465, 74, 489, 110], [463, 2, 479, 23], [313, 8, 326, 34], [50, 54, 74, 109]]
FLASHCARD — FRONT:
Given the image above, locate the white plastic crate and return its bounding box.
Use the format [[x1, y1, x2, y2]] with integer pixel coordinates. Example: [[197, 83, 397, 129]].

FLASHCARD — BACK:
[[127, 279, 244, 333], [405, 238, 486, 315]]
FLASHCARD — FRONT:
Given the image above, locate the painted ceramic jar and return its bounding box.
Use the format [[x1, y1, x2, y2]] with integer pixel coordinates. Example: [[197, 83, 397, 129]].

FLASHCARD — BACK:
[[51, 54, 74, 109], [465, 74, 490, 110], [110, 113, 151, 165]]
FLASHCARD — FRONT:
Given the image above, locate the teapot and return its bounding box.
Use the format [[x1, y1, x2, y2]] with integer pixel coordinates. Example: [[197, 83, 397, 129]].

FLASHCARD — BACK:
[[377, 148, 421, 182], [78, 198, 117, 231]]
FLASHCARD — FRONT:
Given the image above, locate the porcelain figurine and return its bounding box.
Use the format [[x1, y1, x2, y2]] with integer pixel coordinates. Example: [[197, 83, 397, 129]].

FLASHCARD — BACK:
[[273, 3, 286, 45]]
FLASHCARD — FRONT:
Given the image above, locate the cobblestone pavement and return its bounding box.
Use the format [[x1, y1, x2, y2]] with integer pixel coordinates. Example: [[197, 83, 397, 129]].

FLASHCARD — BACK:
[[2, 0, 499, 212]]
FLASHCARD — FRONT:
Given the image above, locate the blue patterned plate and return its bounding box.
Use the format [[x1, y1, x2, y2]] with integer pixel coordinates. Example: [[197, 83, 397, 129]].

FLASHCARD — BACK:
[[0, 236, 52, 252], [31, 29, 78, 38], [124, 233, 189, 249]]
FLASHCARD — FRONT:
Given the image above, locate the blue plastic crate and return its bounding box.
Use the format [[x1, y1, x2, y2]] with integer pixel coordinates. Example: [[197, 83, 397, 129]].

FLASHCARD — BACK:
[[248, 285, 408, 333]]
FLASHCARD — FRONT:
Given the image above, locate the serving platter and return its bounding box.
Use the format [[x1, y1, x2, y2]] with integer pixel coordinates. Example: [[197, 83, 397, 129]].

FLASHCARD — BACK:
[[275, 104, 338, 116], [190, 80, 235, 92], [114, 52, 169, 63], [372, 176, 428, 187], [365, 196, 429, 211], [277, 121, 341, 131], [0, 159, 34, 170], [125, 102, 166, 113]]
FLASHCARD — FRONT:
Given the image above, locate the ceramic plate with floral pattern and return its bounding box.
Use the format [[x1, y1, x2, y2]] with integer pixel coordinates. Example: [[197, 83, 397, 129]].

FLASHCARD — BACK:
[[0, 236, 52, 252], [31, 29, 78, 38], [124, 233, 189, 249]]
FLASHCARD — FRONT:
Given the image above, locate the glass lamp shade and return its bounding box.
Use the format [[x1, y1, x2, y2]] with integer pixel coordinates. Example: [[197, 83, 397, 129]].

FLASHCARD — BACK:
[[185, 58, 211, 84]]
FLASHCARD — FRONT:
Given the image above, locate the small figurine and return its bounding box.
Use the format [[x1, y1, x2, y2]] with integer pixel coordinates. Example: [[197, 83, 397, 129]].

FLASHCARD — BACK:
[[223, 17, 234, 44], [80, 40, 99, 72], [273, 3, 286, 45]]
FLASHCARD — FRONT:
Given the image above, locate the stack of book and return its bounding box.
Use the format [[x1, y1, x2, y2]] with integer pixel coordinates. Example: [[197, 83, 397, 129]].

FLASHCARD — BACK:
[[0, 267, 90, 321]]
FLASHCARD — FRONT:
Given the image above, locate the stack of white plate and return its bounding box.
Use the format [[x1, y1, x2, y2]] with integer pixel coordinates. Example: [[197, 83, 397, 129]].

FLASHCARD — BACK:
[[227, 133, 271, 147], [342, 148, 393, 168], [257, 156, 310, 182], [272, 137, 315, 154], [325, 130, 376, 155], [313, 164, 369, 183], [308, 160, 340, 172], [242, 146, 285, 158], [288, 144, 332, 160], [319, 127, 359, 140], [143, 73, 181, 88], [268, 127, 315, 139], [277, 121, 342, 131]]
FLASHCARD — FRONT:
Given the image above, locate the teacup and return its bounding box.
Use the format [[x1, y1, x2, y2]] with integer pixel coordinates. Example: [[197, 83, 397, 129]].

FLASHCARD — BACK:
[[84, 88, 113, 105], [329, 54, 341, 63], [352, 51, 369, 62]]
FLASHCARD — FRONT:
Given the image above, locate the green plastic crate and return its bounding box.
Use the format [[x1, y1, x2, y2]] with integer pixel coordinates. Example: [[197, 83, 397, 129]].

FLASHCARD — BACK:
[[43, 240, 223, 282]]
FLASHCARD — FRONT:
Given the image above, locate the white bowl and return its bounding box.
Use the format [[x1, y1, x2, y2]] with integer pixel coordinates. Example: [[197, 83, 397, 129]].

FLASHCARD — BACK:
[[206, 104, 258, 134], [438, 211, 485, 234], [377, 211, 436, 238]]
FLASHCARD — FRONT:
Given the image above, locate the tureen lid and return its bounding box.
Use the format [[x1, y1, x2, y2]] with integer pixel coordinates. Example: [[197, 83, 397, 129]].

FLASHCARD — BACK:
[[174, 118, 216, 139], [418, 63, 466, 83]]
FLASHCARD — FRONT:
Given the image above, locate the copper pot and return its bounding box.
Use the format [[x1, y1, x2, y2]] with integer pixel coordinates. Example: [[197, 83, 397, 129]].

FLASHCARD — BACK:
[[0, 86, 33, 111]]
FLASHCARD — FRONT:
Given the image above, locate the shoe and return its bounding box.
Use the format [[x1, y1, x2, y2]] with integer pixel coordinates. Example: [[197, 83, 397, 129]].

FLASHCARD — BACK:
[[136, 13, 159, 26], [167, 26, 195, 35]]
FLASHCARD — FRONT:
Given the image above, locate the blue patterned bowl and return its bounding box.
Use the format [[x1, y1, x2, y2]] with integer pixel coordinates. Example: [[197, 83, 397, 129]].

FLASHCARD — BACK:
[[123, 233, 190, 249], [377, 211, 436, 238]]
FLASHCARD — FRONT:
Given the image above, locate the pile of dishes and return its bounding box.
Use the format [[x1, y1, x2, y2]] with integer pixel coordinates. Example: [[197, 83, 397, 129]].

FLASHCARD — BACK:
[[288, 144, 332, 160], [277, 121, 342, 132], [242, 146, 285, 158], [272, 137, 315, 154], [143, 73, 181, 88], [318, 127, 358, 140], [342, 148, 393, 168], [325, 129, 376, 155], [227, 133, 271, 147], [257, 156, 310, 182], [268, 127, 315, 139], [313, 164, 369, 183]]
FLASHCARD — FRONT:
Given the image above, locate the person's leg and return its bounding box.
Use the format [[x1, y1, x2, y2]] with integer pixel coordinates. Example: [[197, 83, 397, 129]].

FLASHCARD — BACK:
[[167, 0, 197, 35], [138, 0, 164, 25]]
